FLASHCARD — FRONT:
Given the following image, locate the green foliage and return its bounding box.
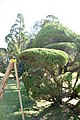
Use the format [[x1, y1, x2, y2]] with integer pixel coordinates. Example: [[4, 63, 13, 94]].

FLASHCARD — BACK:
[[32, 22, 77, 48], [62, 72, 72, 81], [57, 72, 72, 82], [22, 67, 62, 100], [75, 84, 80, 95], [56, 72, 73, 92], [22, 69, 73, 102], [0, 49, 7, 73], [7, 40, 20, 57], [45, 42, 77, 54], [19, 48, 69, 70], [74, 36, 80, 52]]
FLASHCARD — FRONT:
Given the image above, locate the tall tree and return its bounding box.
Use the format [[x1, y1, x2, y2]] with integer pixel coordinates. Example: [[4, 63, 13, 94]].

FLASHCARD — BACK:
[[10, 13, 25, 48], [5, 13, 29, 57]]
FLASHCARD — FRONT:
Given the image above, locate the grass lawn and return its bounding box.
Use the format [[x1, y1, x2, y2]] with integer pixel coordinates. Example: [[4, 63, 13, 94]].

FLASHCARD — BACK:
[[0, 77, 80, 120]]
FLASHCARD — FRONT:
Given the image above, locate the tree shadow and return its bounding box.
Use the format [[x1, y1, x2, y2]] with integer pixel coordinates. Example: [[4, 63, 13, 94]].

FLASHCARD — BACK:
[[31, 103, 80, 120]]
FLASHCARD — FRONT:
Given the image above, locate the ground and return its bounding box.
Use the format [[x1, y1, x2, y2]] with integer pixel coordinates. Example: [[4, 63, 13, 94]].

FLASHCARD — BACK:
[[0, 77, 80, 120]]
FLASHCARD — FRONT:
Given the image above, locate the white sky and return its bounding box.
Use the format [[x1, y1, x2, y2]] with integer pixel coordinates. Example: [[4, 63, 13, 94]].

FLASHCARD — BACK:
[[0, 0, 80, 48]]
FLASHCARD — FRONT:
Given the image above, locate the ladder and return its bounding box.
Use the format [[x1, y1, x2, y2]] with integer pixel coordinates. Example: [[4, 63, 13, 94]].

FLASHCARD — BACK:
[[0, 58, 25, 120]]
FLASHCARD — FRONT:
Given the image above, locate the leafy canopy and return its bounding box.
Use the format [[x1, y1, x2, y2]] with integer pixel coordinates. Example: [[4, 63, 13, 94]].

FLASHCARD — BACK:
[[32, 22, 76, 48], [19, 48, 69, 70]]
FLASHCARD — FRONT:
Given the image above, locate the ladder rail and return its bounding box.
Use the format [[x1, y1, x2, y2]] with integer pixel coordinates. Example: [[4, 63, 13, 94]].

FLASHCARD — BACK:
[[0, 62, 14, 97], [14, 62, 25, 120]]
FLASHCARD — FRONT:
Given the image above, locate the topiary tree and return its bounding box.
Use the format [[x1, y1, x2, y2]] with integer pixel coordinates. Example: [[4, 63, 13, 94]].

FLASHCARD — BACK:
[[31, 21, 77, 48], [18, 15, 80, 112], [30, 19, 80, 105], [19, 48, 69, 103]]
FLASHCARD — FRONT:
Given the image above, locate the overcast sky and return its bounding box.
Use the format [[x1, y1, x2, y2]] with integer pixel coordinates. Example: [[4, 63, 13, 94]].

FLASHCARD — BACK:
[[0, 0, 80, 48]]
